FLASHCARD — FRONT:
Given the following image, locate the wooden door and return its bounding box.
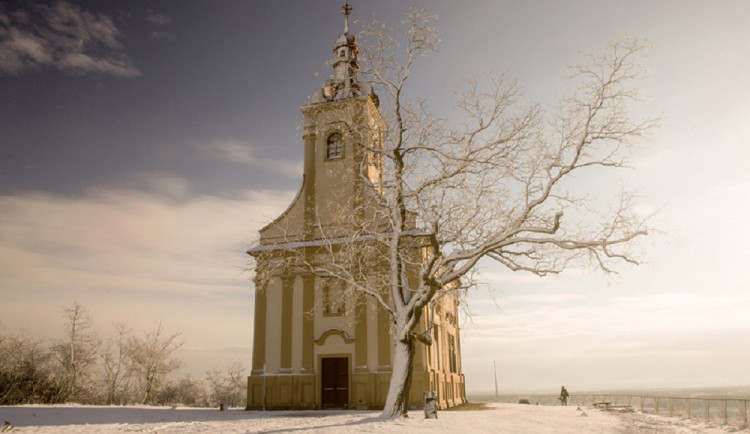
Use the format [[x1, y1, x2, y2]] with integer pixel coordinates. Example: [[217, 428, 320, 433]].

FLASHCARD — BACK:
[[321, 357, 348, 408]]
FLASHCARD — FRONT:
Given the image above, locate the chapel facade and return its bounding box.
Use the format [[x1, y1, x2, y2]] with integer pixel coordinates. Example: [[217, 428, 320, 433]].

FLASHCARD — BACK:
[[246, 3, 465, 411]]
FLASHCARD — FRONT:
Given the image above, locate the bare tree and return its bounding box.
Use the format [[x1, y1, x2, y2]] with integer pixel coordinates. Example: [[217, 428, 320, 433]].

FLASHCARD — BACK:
[[125, 322, 183, 405], [0, 330, 62, 404], [1, 316, 201, 406], [206, 360, 247, 408], [99, 322, 132, 405], [156, 374, 209, 407], [56, 301, 100, 402], [367, 12, 657, 416], [254, 9, 657, 418]]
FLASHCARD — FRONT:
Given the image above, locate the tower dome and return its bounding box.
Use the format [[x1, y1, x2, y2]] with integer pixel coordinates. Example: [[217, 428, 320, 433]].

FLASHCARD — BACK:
[[309, 1, 378, 106]]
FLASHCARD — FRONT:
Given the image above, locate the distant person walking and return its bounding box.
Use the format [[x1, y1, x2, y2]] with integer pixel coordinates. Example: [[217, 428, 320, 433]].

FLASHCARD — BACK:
[[559, 386, 569, 406]]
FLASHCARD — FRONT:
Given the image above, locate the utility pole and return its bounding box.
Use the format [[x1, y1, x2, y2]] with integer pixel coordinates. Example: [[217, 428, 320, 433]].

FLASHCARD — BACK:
[[263, 363, 267, 411], [493, 360, 499, 401]]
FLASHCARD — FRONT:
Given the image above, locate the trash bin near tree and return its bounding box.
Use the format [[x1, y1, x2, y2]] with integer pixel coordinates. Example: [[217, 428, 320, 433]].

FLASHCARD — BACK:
[[423, 391, 438, 419]]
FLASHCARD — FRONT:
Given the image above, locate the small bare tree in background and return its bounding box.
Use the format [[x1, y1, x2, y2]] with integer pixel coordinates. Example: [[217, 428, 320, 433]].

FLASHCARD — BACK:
[[125, 322, 183, 405], [260, 9, 658, 418], [1, 306, 229, 406], [100, 322, 132, 405], [56, 301, 100, 402], [0, 331, 62, 404], [206, 360, 247, 408], [157, 374, 209, 407]]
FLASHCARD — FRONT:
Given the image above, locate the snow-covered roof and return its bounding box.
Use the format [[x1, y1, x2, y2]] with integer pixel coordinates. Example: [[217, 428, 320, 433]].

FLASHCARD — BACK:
[[247, 229, 428, 254]]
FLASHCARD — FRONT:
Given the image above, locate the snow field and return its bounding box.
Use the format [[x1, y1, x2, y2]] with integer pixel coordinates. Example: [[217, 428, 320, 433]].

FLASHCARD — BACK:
[[1, 403, 747, 433]]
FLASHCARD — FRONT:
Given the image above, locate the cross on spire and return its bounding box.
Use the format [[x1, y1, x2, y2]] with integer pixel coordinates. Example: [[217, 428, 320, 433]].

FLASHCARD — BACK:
[[341, 0, 352, 34]]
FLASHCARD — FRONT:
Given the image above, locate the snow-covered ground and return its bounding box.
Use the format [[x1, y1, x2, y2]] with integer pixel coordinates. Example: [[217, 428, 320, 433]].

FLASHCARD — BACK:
[[0, 403, 747, 433]]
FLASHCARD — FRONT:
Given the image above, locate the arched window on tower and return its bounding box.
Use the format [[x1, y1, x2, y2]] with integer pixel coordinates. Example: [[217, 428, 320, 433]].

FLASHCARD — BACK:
[[326, 133, 343, 159]]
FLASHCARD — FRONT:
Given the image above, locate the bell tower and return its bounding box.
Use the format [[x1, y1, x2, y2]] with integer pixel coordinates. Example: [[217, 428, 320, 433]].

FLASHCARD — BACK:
[[300, 0, 384, 238]]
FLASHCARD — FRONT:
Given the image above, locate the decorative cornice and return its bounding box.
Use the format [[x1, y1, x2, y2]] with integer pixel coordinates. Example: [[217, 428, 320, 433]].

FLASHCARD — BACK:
[[314, 328, 354, 345]]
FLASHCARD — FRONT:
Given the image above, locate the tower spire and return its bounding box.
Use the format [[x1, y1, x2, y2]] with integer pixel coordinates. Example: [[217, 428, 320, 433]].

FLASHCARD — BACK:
[[308, 0, 378, 106], [341, 0, 352, 34]]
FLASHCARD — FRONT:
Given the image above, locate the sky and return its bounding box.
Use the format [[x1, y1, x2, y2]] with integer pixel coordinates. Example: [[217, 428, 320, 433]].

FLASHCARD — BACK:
[[1, 0, 749, 395]]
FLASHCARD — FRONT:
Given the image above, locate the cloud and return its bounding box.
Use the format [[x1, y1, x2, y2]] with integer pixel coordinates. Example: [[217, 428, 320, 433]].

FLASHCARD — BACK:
[[128, 172, 193, 199], [0, 185, 293, 315], [474, 268, 545, 287], [145, 9, 171, 27], [149, 31, 174, 41], [633, 149, 670, 170], [0, 1, 140, 77], [0, 184, 296, 374], [467, 292, 750, 344], [0, 185, 294, 295], [199, 139, 303, 178], [144, 9, 174, 40], [504, 293, 584, 305], [461, 292, 750, 391], [201, 139, 256, 164]]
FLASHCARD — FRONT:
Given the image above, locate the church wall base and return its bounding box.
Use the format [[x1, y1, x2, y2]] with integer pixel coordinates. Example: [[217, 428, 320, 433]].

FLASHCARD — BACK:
[[246, 370, 466, 411], [246, 374, 316, 410]]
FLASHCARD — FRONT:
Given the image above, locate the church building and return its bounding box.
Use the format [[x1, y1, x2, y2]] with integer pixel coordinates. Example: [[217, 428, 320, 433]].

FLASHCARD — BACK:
[[246, 3, 465, 411]]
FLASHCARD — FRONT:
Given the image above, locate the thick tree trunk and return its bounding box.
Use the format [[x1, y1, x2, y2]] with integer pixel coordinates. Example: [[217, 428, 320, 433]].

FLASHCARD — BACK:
[[380, 335, 415, 418]]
